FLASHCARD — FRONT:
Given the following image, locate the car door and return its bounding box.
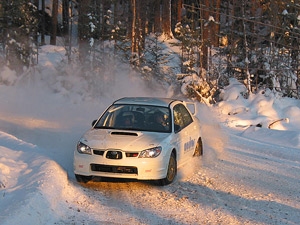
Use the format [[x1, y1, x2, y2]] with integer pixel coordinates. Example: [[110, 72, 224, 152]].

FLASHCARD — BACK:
[[173, 103, 196, 166], [180, 104, 198, 159]]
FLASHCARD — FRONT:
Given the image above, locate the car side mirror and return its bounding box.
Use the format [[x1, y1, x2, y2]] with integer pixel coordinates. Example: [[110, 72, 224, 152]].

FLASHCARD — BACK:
[[92, 120, 97, 127]]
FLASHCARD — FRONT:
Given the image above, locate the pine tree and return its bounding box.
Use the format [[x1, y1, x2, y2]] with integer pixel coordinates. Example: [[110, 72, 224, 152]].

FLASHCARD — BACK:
[[143, 33, 172, 82], [1, 0, 38, 73]]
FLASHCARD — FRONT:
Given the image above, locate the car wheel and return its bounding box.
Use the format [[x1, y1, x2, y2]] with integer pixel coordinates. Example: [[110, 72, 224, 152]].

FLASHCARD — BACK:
[[75, 174, 92, 183], [158, 152, 177, 186], [193, 137, 203, 157]]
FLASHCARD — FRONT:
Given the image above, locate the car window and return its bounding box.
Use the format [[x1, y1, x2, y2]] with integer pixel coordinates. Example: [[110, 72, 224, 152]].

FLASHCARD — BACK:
[[173, 104, 193, 132], [95, 104, 171, 133]]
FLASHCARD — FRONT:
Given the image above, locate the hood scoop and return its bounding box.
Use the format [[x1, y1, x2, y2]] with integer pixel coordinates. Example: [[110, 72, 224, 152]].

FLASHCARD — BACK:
[[111, 131, 138, 136]]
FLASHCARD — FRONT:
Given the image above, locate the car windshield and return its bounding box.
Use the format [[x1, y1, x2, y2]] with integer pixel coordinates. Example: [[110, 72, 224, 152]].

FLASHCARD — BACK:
[[94, 104, 171, 133]]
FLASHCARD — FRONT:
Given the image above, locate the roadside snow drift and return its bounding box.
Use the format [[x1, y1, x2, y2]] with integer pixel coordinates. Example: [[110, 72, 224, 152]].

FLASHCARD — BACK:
[[0, 131, 72, 224]]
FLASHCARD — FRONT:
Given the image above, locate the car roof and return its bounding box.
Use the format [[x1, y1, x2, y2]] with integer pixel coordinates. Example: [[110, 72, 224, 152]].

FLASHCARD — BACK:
[[113, 97, 181, 107]]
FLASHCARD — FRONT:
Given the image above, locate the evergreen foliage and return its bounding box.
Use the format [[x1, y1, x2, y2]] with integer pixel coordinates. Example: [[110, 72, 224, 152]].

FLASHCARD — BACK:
[[1, 1, 38, 72], [142, 33, 174, 83], [0, 0, 299, 101]]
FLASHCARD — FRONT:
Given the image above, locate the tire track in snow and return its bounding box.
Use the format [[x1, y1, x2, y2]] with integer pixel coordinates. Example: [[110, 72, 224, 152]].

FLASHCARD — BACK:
[[82, 179, 182, 224], [197, 126, 300, 225]]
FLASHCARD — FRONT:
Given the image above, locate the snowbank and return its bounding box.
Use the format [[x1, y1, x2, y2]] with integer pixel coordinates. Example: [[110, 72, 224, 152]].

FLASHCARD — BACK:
[[217, 78, 300, 131], [0, 131, 71, 224], [215, 78, 300, 148], [0, 131, 134, 225]]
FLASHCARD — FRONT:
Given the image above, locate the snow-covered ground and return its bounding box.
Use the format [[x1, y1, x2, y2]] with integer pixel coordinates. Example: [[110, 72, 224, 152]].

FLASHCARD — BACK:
[[0, 46, 300, 224]]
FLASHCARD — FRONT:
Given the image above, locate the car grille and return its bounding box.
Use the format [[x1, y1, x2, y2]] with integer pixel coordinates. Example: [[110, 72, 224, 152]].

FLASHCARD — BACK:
[[106, 150, 123, 159], [93, 150, 139, 158], [90, 164, 138, 174]]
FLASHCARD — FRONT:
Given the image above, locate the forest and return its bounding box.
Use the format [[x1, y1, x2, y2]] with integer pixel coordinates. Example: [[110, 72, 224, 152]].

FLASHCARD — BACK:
[[0, 0, 299, 103]]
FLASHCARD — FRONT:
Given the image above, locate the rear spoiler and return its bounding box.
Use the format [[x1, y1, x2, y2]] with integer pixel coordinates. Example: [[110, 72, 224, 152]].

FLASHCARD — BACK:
[[185, 102, 197, 116]]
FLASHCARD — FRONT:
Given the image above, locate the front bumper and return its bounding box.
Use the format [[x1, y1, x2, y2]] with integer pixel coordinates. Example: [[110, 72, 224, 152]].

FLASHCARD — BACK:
[[73, 149, 168, 180]]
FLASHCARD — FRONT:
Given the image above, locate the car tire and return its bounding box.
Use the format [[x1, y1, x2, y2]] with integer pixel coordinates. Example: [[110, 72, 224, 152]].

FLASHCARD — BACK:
[[193, 137, 203, 157], [158, 152, 177, 186], [75, 174, 92, 183]]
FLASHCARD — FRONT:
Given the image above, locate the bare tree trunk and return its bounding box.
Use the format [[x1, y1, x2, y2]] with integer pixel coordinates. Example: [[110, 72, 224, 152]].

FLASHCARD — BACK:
[[250, 0, 256, 33], [154, 0, 161, 33], [131, 0, 137, 55], [201, 0, 209, 70], [242, 1, 251, 94], [171, 0, 178, 33], [78, 0, 91, 62], [136, 0, 142, 58], [127, 0, 133, 38], [67, 0, 74, 63], [214, 0, 220, 47], [177, 0, 181, 23], [50, 0, 58, 45], [162, 0, 172, 39], [229, 0, 236, 66], [145, 1, 150, 34], [33, 0, 39, 44], [41, 0, 46, 45], [62, 0, 69, 36], [139, 0, 146, 51], [2, 0, 9, 60]]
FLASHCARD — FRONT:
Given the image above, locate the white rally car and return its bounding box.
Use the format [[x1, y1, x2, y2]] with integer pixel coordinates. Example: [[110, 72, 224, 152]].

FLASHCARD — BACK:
[[74, 97, 203, 185]]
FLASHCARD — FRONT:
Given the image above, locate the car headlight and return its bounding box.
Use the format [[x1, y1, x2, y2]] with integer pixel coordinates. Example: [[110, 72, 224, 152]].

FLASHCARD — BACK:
[[139, 146, 162, 158], [77, 142, 92, 155]]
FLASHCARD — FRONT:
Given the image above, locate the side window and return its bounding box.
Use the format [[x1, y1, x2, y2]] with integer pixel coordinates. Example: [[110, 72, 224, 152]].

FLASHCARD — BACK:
[[173, 105, 184, 132], [180, 105, 193, 127], [173, 104, 193, 132]]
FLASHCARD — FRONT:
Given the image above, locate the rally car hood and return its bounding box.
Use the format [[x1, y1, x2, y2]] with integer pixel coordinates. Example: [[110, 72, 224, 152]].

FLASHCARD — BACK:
[[80, 128, 171, 151]]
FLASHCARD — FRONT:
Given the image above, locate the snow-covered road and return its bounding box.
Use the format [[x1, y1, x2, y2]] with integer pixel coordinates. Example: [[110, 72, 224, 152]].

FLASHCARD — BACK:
[[1, 103, 299, 224], [74, 123, 300, 225]]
